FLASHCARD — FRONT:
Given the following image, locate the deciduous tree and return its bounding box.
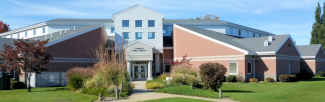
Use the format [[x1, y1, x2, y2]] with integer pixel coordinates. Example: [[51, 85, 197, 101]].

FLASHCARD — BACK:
[[0, 39, 53, 92], [0, 20, 10, 33]]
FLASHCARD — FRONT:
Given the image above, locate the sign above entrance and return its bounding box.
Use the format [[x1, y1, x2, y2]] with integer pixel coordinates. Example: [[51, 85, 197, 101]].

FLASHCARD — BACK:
[[132, 48, 147, 52]]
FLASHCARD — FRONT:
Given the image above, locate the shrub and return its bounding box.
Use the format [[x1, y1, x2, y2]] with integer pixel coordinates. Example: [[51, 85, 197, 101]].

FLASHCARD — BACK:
[[265, 77, 275, 82], [236, 72, 245, 82], [317, 71, 325, 77], [199, 62, 227, 91], [297, 69, 313, 80], [278, 74, 292, 82], [249, 78, 258, 82], [158, 73, 170, 82], [226, 75, 236, 82], [67, 74, 84, 91], [13, 82, 27, 89], [171, 73, 199, 85], [145, 82, 165, 89], [171, 65, 197, 76], [184, 74, 200, 85], [66, 67, 95, 79]]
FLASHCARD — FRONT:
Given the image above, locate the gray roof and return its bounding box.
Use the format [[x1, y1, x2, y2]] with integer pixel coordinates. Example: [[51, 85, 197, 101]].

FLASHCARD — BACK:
[[176, 24, 289, 55], [233, 35, 289, 52], [298, 44, 322, 56], [164, 19, 226, 24], [46, 19, 113, 23], [0, 38, 16, 50]]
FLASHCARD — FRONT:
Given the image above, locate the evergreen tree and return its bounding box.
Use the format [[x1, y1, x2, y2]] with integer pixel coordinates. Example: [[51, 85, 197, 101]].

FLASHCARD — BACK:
[[311, 2, 322, 45]]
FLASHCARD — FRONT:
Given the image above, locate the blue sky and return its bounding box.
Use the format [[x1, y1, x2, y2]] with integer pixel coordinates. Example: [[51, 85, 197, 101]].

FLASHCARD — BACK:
[[0, 0, 324, 45]]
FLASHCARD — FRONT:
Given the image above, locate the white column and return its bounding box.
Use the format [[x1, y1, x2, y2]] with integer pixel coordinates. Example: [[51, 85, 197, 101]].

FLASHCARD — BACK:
[[127, 61, 131, 79], [155, 54, 160, 74], [147, 61, 153, 80]]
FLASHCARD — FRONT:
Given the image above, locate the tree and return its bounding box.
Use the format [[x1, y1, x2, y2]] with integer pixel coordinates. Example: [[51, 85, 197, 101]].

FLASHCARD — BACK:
[[311, 2, 325, 50], [199, 62, 227, 91], [0, 39, 53, 92], [0, 20, 10, 33]]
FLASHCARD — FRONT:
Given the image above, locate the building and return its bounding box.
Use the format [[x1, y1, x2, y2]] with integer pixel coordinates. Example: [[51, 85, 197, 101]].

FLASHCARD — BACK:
[[299, 44, 325, 74], [0, 4, 324, 86]]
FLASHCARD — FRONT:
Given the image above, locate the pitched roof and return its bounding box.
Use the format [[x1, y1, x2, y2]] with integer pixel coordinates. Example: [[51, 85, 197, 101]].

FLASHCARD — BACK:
[[46, 19, 113, 23], [0, 38, 16, 51], [233, 35, 289, 52], [176, 24, 290, 55], [112, 4, 164, 19], [298, 44, 322, 56], [164, 19, 226, 24], [127, 39, 155, 48]]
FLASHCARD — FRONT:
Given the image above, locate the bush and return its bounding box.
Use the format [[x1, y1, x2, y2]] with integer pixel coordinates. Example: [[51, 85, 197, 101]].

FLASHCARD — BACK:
[[317, 71, 325, 77], [226, 75, 236, 82], [171, 65, 197, 76], [67, 74, 84, 91], [297, 69, 313, 80], [249, 78, 258, 82], [236, 72, 245, 82], [66, 67, 95, 79], [278, 74, 292, 82], [171, 73, 199, 85], [145, 82, 165, 89], [158, 73, 170, 82], [199, 62, 227, 91], [265, 77, 275, 82], [13, 82, 27, 89]]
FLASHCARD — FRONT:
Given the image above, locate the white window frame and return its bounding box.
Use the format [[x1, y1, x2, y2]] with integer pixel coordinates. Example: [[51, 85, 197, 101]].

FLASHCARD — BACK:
[[148, 20, 155, 27], [247, 61, 252, 74], [135, 20, 142, 28], [122, 20, 129, 27], [148, 32, 156, 40], [228, 61, 238, 75], [135, 32, 142, 39]]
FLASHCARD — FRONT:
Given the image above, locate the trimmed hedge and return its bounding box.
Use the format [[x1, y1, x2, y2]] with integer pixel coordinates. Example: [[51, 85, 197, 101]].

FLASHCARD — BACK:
[[278, 74, 292, 82], [317, 71, 325, 77], [226, 75, 236, 82], [265, 77, 275, 82], [145, 82, 165, 89]]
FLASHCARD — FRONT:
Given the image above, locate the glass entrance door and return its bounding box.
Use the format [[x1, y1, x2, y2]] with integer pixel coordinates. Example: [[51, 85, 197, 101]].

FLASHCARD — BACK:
[[133, 65, 147, 80]]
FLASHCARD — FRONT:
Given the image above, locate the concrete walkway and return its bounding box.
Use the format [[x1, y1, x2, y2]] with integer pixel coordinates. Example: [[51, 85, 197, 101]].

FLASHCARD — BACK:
[[113, 81, 238, 102]]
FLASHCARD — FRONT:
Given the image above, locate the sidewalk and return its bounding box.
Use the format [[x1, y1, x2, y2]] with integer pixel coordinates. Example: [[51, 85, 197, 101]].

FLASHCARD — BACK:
[[112, 81, 238, 102]]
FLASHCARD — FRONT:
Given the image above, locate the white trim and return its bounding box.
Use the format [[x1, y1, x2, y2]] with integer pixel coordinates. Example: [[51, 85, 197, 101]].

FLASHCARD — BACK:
[[228, 61, 238, 75], [0, 22, 46, 36], [275, 35, 301, 56], [44, 25, 102, 47], [163, 47, 173, 49], [256, 51, 275, 55], [174, 24, 249, 55], [247, 61, 252, 74], [301, 56, 315, 59]]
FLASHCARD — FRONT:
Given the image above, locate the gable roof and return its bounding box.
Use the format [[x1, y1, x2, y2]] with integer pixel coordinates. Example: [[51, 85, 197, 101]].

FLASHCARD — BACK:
[[46, 19, 113, 23], [298, 44, 322, 56], [112, 4, 164, 20], [127, 39, 155, 48], [164, 19, 226, 24], [0, 38, 16, 51]]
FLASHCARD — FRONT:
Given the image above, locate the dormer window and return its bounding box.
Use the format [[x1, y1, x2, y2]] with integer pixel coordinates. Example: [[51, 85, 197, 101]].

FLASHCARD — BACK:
[[135, 20, 142, 27], [122, 20, 129, 27]]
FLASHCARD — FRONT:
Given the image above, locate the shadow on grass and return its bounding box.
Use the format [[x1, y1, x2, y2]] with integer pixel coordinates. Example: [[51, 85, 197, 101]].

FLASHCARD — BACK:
[[33, 87, 68, 92], [299, 77, 325, 81]]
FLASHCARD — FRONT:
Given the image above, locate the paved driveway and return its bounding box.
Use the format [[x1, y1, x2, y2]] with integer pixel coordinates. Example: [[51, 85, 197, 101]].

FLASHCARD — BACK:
[[112, 81, 238, 102]]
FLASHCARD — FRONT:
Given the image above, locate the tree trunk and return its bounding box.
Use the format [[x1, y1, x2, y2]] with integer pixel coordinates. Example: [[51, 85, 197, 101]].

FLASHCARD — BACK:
[[28, 72, 32, 92]]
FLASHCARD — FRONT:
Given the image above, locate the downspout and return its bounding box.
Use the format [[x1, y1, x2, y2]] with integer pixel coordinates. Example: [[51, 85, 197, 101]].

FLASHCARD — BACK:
[[253, 54, 257, 78]]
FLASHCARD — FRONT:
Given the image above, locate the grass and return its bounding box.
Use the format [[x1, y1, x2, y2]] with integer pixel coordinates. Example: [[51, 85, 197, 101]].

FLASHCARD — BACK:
[[0, 87, 97, 102], [140, 97, 213, 102], [155, 77, 325, 102]]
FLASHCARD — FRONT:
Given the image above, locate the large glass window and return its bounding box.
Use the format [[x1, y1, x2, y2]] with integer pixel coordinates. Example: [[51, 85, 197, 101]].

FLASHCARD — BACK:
[[248, 62, 252, 74], [42, 27, 45, 34], [148, 20, 155, 27], [135, 20, 142, 27], [25, 31, 28, 37], [229, 62, 237, 74], [123, 32, 129, 39], [111, 27, 115, 33], [122, 20, 129, 27], [148, 32, 155, 39], [136, 32, 142, 39], [163, 27, 167, 34], [33, 29, 36, 35]]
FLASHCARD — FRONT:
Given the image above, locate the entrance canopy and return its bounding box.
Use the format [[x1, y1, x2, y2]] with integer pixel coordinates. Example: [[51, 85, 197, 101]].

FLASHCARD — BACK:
[[125, 40, 154, 61]]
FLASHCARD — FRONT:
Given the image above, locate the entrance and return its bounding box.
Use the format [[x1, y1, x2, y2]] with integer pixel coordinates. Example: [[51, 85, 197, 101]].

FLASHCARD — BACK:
[[132, 65, 147, 80]]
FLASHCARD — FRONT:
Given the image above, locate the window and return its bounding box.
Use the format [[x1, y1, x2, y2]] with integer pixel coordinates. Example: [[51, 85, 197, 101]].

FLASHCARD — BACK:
[[111, 27, 115, 33], [135, 20, 142, 27], [10, 35, 13, 38], [123, 32, 129, 39], [163, 27, 167, 34], [229, 62, 238, 74], [248, 62, 252, 74], [25, 31, 28, 37], [253, 33, 255, 37], [17, 33, 20, 39], [136, 32, 142, 39], [122, 20, 129, 27], [288, 61, 291, 74], [148, 20, 155, 27], [229, 28, 233, 35], [238, 30, 241, 36], [33, 29, 36, 35], [148, 32, 155, 39], [42, 27, 45, 34], [259, 34, 261, 37]]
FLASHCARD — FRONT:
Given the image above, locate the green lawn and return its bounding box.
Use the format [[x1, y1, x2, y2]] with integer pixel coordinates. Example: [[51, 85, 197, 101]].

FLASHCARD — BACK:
[[155, 77, 325, 102], [0, 87, 97, 102], [140, 97, 213, 102]]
